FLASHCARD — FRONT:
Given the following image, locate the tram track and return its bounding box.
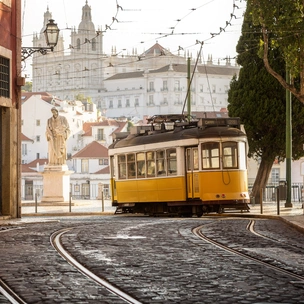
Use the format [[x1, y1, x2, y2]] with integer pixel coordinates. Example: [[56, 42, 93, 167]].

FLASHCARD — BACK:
[[247, 219, 304, 252], [192, 223, 304, 283], [0, 278, 26, 304], [50, 227, 143, 304]]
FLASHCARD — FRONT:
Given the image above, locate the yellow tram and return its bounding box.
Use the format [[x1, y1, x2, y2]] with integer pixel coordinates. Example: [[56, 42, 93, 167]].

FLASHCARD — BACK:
[[109, 115, 249, 216]]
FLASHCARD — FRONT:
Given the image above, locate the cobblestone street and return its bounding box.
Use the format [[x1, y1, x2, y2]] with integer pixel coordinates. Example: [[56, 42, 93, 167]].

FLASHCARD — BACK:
[[0, 216, 304, 303]]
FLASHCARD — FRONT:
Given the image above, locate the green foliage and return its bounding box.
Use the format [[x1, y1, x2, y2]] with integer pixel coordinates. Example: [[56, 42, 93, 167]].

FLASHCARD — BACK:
[[228, 1, 304, 162], [21, 81, 32, 92], [249, 0, 304, 78], [75, 93, 92, 103], [127, 121, 134, 131]]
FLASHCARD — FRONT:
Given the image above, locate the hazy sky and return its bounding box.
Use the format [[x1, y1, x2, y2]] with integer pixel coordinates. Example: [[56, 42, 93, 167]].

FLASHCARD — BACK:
[[21, 0, 245, 76]]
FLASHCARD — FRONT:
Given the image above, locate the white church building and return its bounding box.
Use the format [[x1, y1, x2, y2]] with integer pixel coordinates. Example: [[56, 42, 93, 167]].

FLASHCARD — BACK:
[[31, 1, 239, 120]]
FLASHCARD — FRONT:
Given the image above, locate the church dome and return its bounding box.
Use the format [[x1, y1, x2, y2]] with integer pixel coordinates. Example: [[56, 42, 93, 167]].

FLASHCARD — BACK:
[[40, 7, 52, 33], [78, 1, 95, 32]]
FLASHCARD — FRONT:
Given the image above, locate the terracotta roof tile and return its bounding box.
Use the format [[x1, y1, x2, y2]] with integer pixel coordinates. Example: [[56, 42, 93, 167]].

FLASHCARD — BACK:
[[73, 141, 108, 158], [21, 164, 37, 173], [82, 120, 127, 137], [27, 158, 48, 166], [21, 133, 33, 142], [94, 166, 110, 174]]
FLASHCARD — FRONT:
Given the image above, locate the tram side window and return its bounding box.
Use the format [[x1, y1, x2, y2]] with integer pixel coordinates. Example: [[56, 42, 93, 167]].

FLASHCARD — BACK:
[[137, 152, 146, 178], [167, 148, 177, 175], [222, 142, 238, 168], [110, 156, 115, 178], [201, 142, 220, 169], [118, 155, 126, 179], [127, 154, 136, 179], [238, 142, 247, 169], [156, 150, 166, 176], [146, 151, 156, 177]]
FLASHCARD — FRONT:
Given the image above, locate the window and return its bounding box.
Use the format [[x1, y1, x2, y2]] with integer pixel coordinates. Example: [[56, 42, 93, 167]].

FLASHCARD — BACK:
[[76, 38, 80, 50], [134, 98, 139, 107], [148, 95, 154, 106], [162, 80, 168, 91], [109, 100, 113, 108], [127, 154, 136, 179], [36, 120, 40, 126], [149, 81, 154, 91], [156, 150, 166, 176], [193, 148, 199, 170], [92, 38, 96, 51], [186, 148, 198, 171], [212, 85, 216, 93], [175, 80, 180, 91], [202, 142, 220, 169], [126, 99, 130, 107], [118, 155, 126, 179], [36, 153, 40, 159], [167, 149, 177, 175], [271, 168, 280, 184], [118, 100, 122, 108], [136, 152, 145, 178], [99, 158, 109, 165], [36, 135, 40, 142], [222, 142, 238, 168], [22, 144, 27, 156], [0, 56, 10, 98], [97, 129, 104, 141], [175, 94, 181, 105], [146, 151, 155, 177], [81, 159, 89, 173]]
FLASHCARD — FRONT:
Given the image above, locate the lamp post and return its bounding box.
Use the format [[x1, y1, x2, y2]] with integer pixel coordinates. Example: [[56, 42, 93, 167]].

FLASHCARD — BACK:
[[21, 19, 60, 61]]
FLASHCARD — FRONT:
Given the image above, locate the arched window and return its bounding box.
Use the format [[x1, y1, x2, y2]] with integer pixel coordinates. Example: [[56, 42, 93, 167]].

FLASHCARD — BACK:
[[77, 38, 80, 50], [92, 38, 96, 51]]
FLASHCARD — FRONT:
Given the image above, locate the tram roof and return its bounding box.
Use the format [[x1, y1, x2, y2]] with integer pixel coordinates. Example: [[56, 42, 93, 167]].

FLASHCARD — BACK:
[[109, 126, 246, 149]]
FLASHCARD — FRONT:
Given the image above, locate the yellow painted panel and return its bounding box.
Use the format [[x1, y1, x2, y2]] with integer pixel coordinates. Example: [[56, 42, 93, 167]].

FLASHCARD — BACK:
[[199, 170, 249, 201], [115, 176, 186, 203], [156, 177, 186, 201]]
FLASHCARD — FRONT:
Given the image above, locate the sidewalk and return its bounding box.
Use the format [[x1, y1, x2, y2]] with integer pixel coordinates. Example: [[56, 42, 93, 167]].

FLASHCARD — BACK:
[[21, 199, 116, 216], [0, 200, 303, 232]]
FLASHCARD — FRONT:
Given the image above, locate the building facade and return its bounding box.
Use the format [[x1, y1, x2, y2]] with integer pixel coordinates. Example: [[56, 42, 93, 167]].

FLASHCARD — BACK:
[[0, 0, 22, 218], [102, 62, 238, 120], [31, 2, 237, 119], [21, 93, 128, 200]]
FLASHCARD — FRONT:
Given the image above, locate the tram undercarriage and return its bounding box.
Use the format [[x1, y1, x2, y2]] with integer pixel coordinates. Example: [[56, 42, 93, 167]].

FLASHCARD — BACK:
[[114, 200, 250, 216]]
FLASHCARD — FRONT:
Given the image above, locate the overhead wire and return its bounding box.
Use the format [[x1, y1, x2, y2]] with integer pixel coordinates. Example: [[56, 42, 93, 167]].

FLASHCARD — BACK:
[[23, 0, 247, 90]]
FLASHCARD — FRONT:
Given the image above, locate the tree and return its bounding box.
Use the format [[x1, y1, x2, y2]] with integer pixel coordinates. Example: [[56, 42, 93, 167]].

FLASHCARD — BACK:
[[228, 1, 304, 203], [22, 81, 32, 92], [249, 0, 304, 104], [75, 93, 92, 103]]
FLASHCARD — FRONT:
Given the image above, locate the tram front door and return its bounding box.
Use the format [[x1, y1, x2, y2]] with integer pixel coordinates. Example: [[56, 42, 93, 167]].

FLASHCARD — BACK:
[[186, 147, 200, 199]]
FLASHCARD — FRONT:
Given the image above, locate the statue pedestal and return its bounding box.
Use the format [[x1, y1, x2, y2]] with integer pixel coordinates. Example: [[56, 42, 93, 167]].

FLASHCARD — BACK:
[[41, 165, 73, 203]]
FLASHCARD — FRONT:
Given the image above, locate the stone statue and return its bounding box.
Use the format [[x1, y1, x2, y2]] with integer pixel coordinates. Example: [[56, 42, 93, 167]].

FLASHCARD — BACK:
[[46, 107, 70, 165]]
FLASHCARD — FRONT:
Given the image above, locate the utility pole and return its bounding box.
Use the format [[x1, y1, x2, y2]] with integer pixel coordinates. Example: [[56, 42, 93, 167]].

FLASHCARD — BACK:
[[285, 69, 292, 207], [187, 57, 191, 121]]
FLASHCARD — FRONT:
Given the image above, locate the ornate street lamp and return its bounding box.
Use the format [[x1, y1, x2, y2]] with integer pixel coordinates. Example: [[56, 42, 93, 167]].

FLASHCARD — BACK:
[[21, 19, 60, 61]]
